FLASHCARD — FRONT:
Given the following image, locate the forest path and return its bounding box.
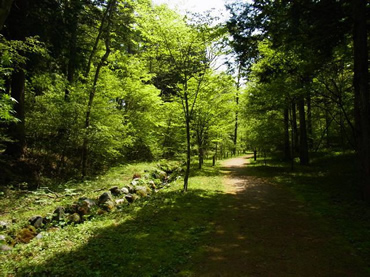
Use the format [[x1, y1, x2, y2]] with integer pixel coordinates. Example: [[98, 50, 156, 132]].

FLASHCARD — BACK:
[[191, 155, 369, 276]]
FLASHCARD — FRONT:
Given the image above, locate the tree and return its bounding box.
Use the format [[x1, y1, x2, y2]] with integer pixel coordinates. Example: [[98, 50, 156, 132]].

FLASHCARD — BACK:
[[139, 5, 219, 191], [0, 0, 13, 31]]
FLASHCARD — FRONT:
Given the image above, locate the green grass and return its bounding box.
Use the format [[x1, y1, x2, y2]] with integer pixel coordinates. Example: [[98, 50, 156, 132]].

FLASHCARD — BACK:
[[0, 159, 226, 276], [247, 152, 370, 267]]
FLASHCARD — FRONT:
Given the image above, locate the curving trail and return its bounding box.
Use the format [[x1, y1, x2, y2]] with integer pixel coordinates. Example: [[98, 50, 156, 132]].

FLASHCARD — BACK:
[[192, 155, 369, 277]]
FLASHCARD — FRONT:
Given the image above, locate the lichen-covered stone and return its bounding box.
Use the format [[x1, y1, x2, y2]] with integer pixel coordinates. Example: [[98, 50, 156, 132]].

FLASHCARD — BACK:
[[52, 207, 65, 222], [98, 192, 113, 205], [135, 185, 150, 197], [68, 213, 81, 224], [109, 186, 122, 196], [29, 216, 44, 229], [115, 198, 126, 206]]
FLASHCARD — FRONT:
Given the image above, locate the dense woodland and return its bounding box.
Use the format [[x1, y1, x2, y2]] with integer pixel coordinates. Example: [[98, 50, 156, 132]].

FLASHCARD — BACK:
[[0, 0, 369, 199]]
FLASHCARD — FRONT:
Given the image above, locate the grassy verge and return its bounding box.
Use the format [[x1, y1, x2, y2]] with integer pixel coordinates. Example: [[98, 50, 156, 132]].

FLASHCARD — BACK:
[[0, 159, 226, 276], [247, 152, 370, 268]]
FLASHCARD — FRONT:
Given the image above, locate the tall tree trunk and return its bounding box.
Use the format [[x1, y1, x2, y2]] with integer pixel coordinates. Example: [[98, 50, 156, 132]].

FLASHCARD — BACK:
[[298, 98, 309, 165], [325, 101, 331, 148], [183, 92, 191, 192], [81, 0, 115, 177], [4, 0, 28, 158], [84, 0, 113, 78], [5, 69, 26, 157], [306, 94, 313, 149], [283, 107, 291, 161], [0, 0, 13, 31], [291, 101, 299, 153], [64, 0, 81, 99], [233, 65, 241, 155], [353, 0, 370, 201]]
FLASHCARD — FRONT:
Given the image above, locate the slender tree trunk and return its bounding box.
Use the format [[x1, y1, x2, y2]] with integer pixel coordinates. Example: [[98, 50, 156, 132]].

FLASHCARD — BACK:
[[81, 0, 115, 177], [198, 147, 203, 169], [353, 0, 370, 201], [298, 98, 309, 165], [5, 69, 26, 157], [65, 0, 81, 99], [325, 101, 331, 148], [306, 94, 313, 149], [233, 65, 241, 155], [292, 101, 299, 153], [284, 107, 291, 161], [183, 94, 191, 192], [290, 107, 295, 170], [4, 0, 28, 158], [0, 0, 13, 31], [84, 0, 113, 78]]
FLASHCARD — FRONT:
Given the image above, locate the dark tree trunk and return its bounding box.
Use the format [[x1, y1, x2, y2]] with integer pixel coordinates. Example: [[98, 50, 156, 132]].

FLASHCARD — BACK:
[[233, 65, 241, 155], [81, 0, 115, 177], [64, 0, 81, 99], [4, 0, 28, 158], [325, 101, 331, 148], [306, 94, 313, 149], [298, 98, 309, 165], [291, 101, 299, 153], [184, 113, 191, 191], [0, 0, 13, 30], [353, 0, 370, 201], [198, 147, 204, 169], [284, 107, 291, 161], [4, 70, 26, 157]]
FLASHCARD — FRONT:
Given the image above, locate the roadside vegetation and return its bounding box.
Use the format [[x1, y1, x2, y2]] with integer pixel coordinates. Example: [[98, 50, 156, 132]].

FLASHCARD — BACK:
[[0, 159, 226, 276]]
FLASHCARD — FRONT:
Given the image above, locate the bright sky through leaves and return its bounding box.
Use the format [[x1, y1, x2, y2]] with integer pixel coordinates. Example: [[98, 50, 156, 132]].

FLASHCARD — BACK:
[[152, 0, 228, 14]]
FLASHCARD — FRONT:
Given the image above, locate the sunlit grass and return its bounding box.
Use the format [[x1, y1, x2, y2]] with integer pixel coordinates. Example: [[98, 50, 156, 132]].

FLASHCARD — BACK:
[[0, 160, 227, 276]]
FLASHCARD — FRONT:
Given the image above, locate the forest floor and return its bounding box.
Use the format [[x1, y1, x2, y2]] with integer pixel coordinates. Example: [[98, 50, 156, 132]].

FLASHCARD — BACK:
[[189, 155, 370, 276], [2, 154, 370, 276]]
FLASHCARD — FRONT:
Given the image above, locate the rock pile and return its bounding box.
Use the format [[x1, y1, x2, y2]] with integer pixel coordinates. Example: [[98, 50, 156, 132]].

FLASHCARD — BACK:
[[0, 163, 183, 250]]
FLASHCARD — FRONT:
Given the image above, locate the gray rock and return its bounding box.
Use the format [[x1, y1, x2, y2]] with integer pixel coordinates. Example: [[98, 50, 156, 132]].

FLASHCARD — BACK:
[[121, 187, 129, 194], [135, 186, 150, 197], [98, 192, 115, 211], [109, 186, 121, 196], [0, 221, 8, 230], [36, 233, 43, 240], [29, 216, 44, 228], [125, 194, 134, 203], [148, 180, 156, 189], [131, 178, 140, 186], [52, 207, 65, 221], [0, 245, 12, 252], [98, 192, 113, 205], [115, 199, 126, 205], [77, 198, 96, 215], [0, 235, 6, 241]]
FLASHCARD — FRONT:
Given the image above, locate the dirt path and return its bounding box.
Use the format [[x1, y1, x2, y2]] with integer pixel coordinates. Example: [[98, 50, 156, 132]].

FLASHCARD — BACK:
[[192, 156, 369, 276]]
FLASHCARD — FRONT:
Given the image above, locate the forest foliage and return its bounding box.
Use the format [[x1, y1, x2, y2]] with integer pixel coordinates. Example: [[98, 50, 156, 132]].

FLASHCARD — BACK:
[[0, 0, 369, 199]]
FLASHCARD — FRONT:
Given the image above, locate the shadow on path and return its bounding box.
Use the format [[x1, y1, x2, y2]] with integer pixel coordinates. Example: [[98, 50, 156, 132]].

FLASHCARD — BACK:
[[190, 156, 369, 277]]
